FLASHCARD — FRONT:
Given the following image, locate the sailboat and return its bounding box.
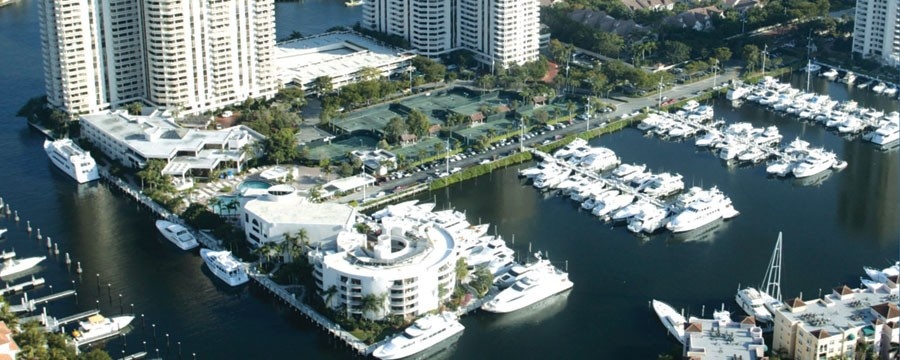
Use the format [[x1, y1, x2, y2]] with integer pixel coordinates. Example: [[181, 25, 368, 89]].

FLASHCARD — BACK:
[[734, 232, 783, 324]]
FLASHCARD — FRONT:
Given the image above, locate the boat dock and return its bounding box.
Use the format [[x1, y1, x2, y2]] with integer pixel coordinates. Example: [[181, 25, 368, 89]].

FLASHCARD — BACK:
[[357, 183, 430, 212], [0, 276, 45, 296], [247, 270, 378, 356], [118, 352, 148, 360], [10, 289, 77, 313]]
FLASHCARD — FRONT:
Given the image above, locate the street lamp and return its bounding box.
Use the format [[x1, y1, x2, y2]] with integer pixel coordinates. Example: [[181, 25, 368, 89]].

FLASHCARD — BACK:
[[657, 76, 664, 109], [360, 165, 366, 202]]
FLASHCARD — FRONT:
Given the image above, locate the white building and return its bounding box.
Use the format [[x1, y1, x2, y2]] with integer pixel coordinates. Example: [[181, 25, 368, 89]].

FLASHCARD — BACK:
[[242, 185, 357, 247], [80, 109, 265, 177], [772, 284, 900, 360], [275, 32, 414, 95], [362, 0, 540, 67], [309, 215, 457, 320], [852, 0, 900, 67], [38, 0, 278, 117]]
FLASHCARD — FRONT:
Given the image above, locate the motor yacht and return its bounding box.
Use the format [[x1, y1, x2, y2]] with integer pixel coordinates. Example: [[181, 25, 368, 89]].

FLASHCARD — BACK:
[[872, 82, 887, 93], [735, 287, 777, 323], [482, 262, 573, 314], [666, 190, 739, 233], [792, 149, 837, 178], [72, 314, 135, 347], [578, 147, 620, 171], [719, 141, 749, 161], [155, 220, 200, 251], [842, 71, 857, 84], [627, 206, 668, 234], [738, 147, 768, 163], [610, 200, 656, 223], [726, 86, 751, 101], [43, 139, 100, 183], [866, 121, 900, 145], [533, 169, 571, 190], [863, 262, 899, 284], [695, 130, 723, 148], [372, 312, 465, 360], [0, 256, 46, 278], [612, 163, 645, 179], [638, 173, 684, 198], [591, 194, 635, 218], [200, 248, 249, 286], [753, 126, 782, 146], [494, 253, 549, 289], [553, 138, 589, 160], [765, 158, 795, 177], [820, 68, 839, 79], [652, 299, 686, 344]]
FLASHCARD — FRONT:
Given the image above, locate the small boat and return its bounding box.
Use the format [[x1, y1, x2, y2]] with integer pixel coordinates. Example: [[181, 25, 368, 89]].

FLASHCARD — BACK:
[[831, 160, 848, 170], [804, 63, 821, 73], [0, 229, 6, 237], [652, 299, 686, 344], [372, 312, 464, 360], [0, 256, 46, 278], [200, 249, 249, 286], [344, 0, 363, 6], [872, 82, 887, 93], [820, 68, 839, 79], [72, 314, 135, 346], [792, 149, 836, 178], [155, 220, 199, 250]]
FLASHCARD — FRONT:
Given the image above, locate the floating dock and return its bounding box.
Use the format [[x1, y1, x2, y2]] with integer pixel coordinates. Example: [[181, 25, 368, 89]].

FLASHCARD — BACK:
[[0, 276, 45, 296], [10, 289, 77, 313]]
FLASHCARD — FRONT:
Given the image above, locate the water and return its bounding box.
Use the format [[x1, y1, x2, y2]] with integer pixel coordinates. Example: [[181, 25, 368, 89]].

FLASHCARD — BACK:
[[0, 1, 896, 358]]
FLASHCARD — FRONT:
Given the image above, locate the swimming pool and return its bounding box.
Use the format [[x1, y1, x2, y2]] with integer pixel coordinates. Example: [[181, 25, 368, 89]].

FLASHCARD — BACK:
[[237, 180, 272, 193]]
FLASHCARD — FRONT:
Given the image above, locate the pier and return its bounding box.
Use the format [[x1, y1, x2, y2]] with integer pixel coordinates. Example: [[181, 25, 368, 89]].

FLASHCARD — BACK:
[[0, 276, 45, 297], [357, 183, 430, 212], [11, 289, 77, 313]]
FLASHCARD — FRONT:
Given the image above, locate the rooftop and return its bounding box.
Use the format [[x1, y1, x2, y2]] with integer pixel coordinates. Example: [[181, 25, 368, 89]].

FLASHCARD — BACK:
[[243, 190, 356, 226], [778, 285, 900, 337], [275, 32, 414, 87], [684, 313, 767, 360]]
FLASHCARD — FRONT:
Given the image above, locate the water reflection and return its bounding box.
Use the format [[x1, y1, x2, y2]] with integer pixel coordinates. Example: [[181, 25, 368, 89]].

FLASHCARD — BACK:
[[837, 139, 899, 243], [480, 290, 571, 330], [667, 219, 730, 244], [792, 169, 833, 187]]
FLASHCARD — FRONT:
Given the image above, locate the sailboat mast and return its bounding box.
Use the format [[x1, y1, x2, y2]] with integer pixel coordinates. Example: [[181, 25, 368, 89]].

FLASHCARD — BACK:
[[760, 232, 783, 301]]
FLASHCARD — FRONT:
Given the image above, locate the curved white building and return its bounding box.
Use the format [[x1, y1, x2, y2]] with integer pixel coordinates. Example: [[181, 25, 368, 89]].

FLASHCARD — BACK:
[[310, 217, 457, 320], [242, 185, 357, 248]]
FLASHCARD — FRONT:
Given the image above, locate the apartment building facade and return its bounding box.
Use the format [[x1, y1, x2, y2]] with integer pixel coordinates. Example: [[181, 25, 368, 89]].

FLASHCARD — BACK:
[[852, 0, 900, 66]]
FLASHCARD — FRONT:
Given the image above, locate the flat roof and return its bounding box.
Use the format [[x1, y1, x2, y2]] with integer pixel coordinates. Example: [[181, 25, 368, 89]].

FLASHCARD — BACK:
[[81, 110, 264, 172], [777, 286, 899, 337], [275, 32, 414, 86], [244, 192, 356, 226], [324, 174, 376, 192], [685, 316, 767, 360]]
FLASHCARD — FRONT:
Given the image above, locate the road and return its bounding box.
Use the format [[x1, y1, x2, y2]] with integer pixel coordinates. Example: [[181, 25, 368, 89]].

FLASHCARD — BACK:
[[332, 67, 741, 205]]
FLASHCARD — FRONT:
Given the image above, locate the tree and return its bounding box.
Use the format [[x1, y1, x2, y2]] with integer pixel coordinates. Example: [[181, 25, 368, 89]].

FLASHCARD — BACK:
[[476, 75, 495, 90], [713, 47, 733, 63], [662, 41, 691, 64], [79, 348, 113, 360], [358, 293, 386, 320], [322, 285, 339, 308], [594, 32, 624, 57], [339, 162, 353, 177], [125, 101, 143, 115], [566, 100, 576, 116], [384, 117, 407, 144], [534, 109, 550, 124], [265, 128, 298, 164], [358, 67, 382, 81], [313, 76, 333, 97], [406, 110, 431, 138], [455, 258, 469, 283], [433, 141, 446, 155], [742, 44, 761, 72]]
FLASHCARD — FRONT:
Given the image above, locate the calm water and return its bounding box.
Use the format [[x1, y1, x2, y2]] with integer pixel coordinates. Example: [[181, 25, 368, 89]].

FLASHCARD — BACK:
[[0, 1, 897, 358]]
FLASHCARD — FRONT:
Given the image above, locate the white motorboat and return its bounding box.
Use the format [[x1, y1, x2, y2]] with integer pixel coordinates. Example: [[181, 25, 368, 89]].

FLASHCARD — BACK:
[[533, 169, 570, 190], [155, 220, 200, 250], [0, 228, 6, 237], [591, 194, 635, 218], [792, 149, 836, 178], [726, 86, 751, 101], [43, 139, 100, 183], [0, 256, 46, 278], [666, 189, 738, 233], [765, 159, 794, 177], [610, 200, 656, 223], [373, 312, 464, 360], [553, 138, 589, 159], [820, 68, 839, 79], [612, 163, 644, 179], [872, 82, 887, 93], [494, 253, 548, 289], [719, 141, 749, 161], [883, 86, 898, 96], [753, 126, 782, 146], [72, 314, 134, 346], [580, 189, 618, 210], [578, 147, 620, 171], [867, 121, 900, 145], [200, 248, 249, 286], [831, 159, 847, 170], [864, 261, 899, 283], [738, 147, 768, 163], [652, 299, 686, 344], [627, 206, 668, 234], [842, 71, 857, 84], [735, 287, 776, 323], [638, 173, 684, 198], [694, 131, 723, 148], [482, 261, 573, 314]]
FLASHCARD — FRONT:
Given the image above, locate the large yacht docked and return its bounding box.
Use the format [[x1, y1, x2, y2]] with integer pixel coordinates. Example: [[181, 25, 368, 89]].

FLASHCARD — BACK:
[[200, 248, 249, 286], [43, 139, 100, 183], [372, 312, 465, 360], [665, 188, 739, 233], [155, 220, 200, 250], [482, 260, 573, 314], [72, 314, 135, 347], [652, 299, 686, 344]]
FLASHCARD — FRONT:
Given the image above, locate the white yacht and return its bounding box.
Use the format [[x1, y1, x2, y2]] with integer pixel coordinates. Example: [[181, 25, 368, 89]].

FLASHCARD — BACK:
[[652, 299, 686, 344], [43, 139, 100, 183], [864, 262, 899, 284], [482, 262, 573, 314], [638, 173, 684, 198], [820, 68, 839, 79], [533, 169, 571, 190], [580, 190, 618, 211], [610, 200, 656, 223], [737, 147, 768, 163], [872, 82, 887, 93], [553, 138, 589, 159], [494, 253, 548, 289], [155, 220, 200, 250], [591, 194, 635, 218], [792, 149, 837, 178], [867, 121, 900, 145], [735, 287, 776, 323], [719, 141, 749, 161], [578, 147, 620, 171], [726, 86, 751, 101], [72, 314, 135, 346], [695, 131, 723, 148], [200, 248, 249, 286], [627, 206, 668, 234], [373, 312, 464, 360], [666, 189, 739, 233], [842, 71, 857, 84], [0, 229, 6, 238], [0, 256, 46, 278], [765, 158, 795, 177], [612, 163, 647, 183]]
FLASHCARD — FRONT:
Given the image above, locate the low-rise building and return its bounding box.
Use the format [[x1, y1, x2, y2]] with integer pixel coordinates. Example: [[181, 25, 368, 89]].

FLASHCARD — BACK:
[[350, 149, 398, 176], [80, 109, 265, 178], [309, 211, 458, 320], [0, 322, 19, 360], [683, 311, 768, 360], [275, 32, 414, 95], [772, 284, 900, 360], [242, 185, 357, 247]]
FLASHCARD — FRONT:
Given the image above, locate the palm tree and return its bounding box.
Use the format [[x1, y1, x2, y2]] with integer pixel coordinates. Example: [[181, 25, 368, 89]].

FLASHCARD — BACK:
[[207, 197, 223, 214], [225, 199, 239, 216], [358, 292, 386, 320], [293, 228, 310, 258], [253, 242, 280, 270], [322, 285, 338, 308]]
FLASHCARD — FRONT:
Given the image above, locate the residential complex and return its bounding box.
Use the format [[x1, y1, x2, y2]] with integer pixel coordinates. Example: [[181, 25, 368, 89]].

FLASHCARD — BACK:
[[242, 186, 357, 248], [80, 109, 265, 177], [275, 32, 414, 95], [38, 0, 278, 117], [362, 0, 540, 67], [852, 0, 900, 66], [772, 284, 900, 360]]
